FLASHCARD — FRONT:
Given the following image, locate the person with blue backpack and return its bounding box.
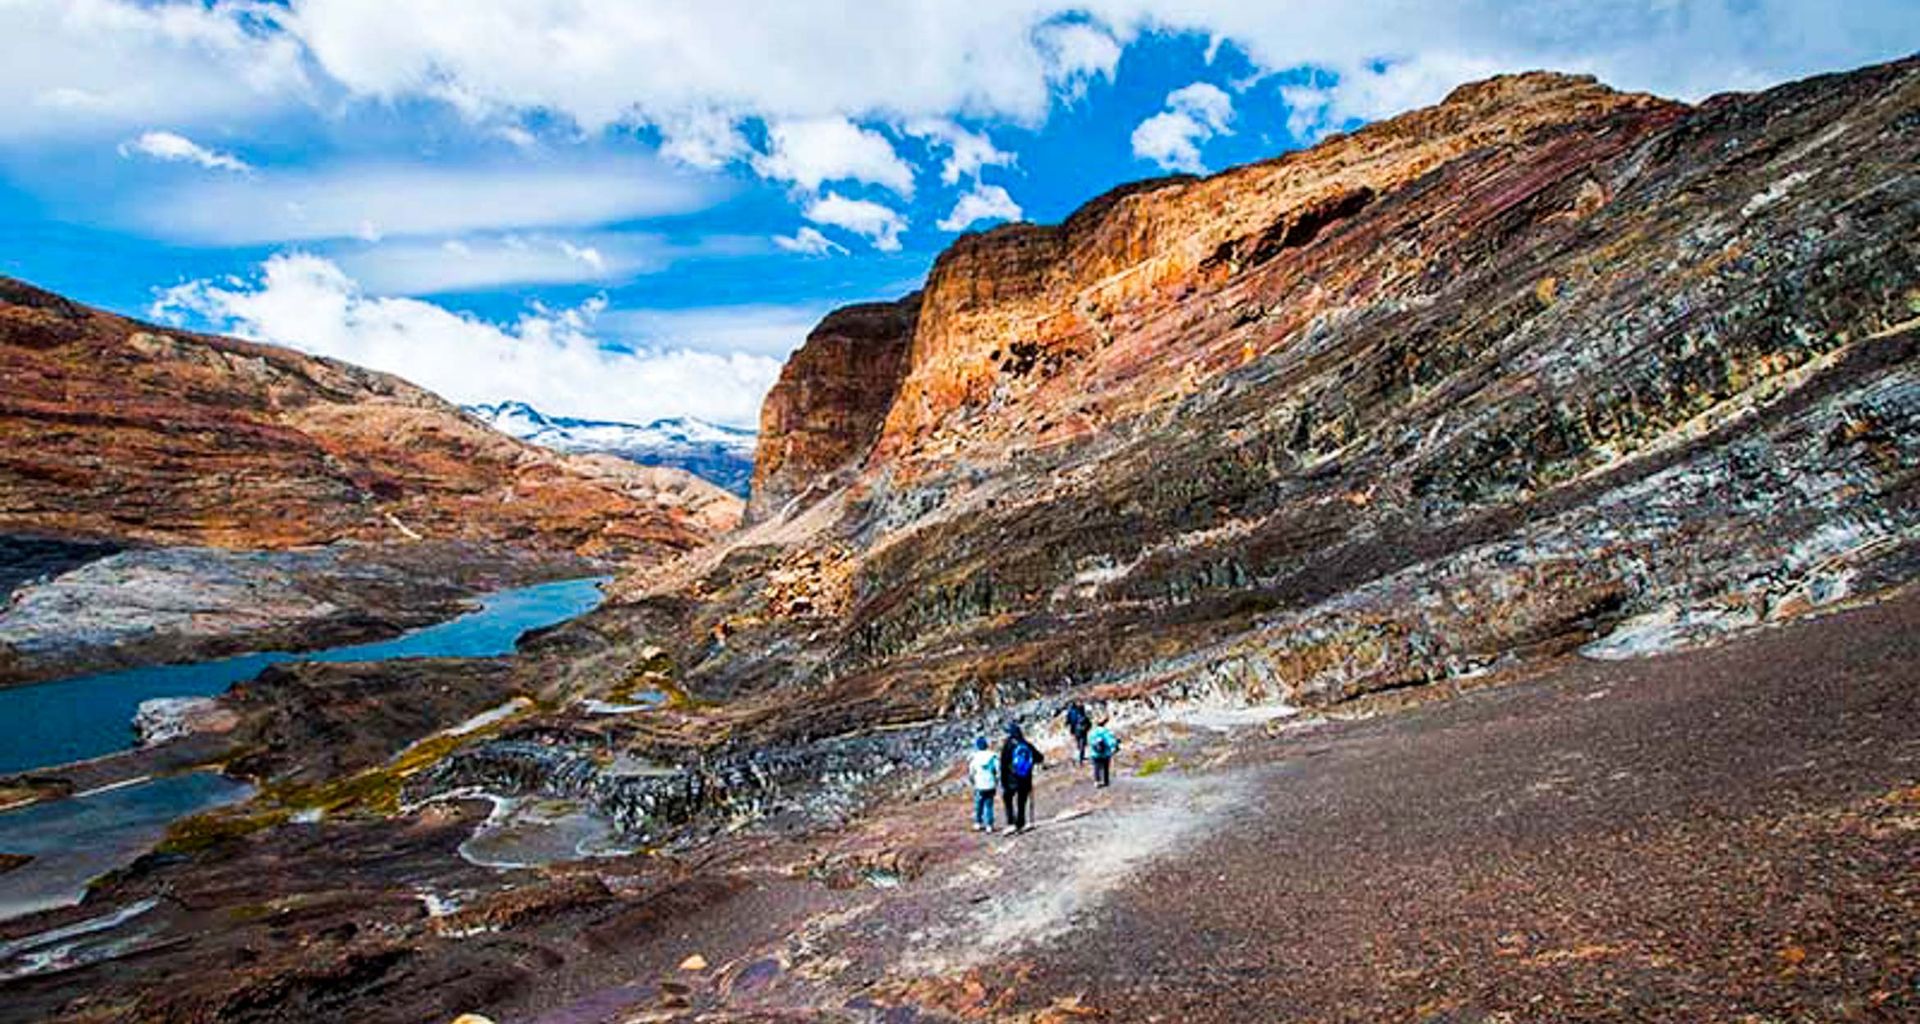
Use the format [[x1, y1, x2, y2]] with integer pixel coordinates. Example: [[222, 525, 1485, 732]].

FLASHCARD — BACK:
[[966, 736, 999, 831], [1088, 719, 1120, 787], [1063, 702, 1092, 762], [999, 721, 1045, 833]]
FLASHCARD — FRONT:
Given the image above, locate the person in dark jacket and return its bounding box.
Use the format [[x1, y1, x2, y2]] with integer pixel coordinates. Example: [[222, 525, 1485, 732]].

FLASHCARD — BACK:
[[1063, 702, 1092, 762], [999, 721, 1045, 833]]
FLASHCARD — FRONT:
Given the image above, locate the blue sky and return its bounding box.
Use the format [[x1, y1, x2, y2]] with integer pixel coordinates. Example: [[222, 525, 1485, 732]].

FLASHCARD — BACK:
[[2, 2, 1915, 427]]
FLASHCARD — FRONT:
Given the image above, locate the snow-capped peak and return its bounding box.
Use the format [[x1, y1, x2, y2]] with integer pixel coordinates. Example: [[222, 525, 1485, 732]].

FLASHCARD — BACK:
[[466, 401, 756, 495]]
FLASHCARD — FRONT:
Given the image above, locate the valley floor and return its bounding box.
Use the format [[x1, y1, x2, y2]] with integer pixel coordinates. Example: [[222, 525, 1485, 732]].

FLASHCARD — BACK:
[[485, 589, 1919, 1022], [4, 588, 1915, 1023]]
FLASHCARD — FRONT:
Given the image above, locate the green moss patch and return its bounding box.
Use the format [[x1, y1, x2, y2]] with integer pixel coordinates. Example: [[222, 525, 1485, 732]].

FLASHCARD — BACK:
[[1134, 756, 1175, 778]]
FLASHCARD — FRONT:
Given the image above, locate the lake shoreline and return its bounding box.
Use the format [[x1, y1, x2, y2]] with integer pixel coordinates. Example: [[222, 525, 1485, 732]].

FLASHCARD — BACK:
[[0, 539, 604, 690], [0, 576, 612, 925], [0, 576, 610, 778]]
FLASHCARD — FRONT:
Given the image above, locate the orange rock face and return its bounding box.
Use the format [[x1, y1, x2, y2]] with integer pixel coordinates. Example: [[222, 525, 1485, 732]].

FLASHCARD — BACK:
[[866, 72, 1678, 475], [0, 279, 740, 561], [747, 295, 920, 522]]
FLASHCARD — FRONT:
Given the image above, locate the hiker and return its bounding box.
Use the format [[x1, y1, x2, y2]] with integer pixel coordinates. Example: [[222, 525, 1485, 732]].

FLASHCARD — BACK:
[[999, 721, 1045, 833], [1088, 719, 1120, 787], [966, 736, 999, 831], [1063, 701, 1092, 762]]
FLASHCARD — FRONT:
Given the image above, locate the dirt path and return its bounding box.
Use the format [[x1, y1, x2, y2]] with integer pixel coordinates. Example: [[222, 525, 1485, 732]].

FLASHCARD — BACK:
[[999, 595, 1920, 1022], [524, 590, 1918, 1023]]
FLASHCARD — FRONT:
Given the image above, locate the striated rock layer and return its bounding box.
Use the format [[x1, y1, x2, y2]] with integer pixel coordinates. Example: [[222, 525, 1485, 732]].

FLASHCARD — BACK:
[[672, 58, 1920, 730], [0, 279, 741, 559], [748, 294, 921, 522]]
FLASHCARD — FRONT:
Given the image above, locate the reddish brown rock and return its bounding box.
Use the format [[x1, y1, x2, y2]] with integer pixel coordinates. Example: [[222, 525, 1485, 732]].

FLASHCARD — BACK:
[[699, 57, 1920, 727], [0, 279, 740, 561], [870, 72, 1680, 470], [747, 294, 920, 522]]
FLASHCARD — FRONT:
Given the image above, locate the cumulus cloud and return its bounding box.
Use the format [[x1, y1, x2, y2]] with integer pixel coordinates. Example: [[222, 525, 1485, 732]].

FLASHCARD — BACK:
[[773, 226, 849, 257], [803, 192, 908, 252], [1131, 81, 1234, 173], [752, 117, 916, 196], [905, 118, 1017, 185], [117, 158, 720, 245], [1035, 18, 1126, 101], [937, 184, 1024, 232], [0, 0, 308, 141], [151, 253, 783, 426], [118, 130, 251, 172], [17, 1, 1907, 153]]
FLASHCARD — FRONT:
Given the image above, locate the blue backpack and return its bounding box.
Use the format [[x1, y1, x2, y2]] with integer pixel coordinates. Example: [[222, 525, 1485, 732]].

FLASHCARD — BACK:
[[1010, 741, 1036, 779]]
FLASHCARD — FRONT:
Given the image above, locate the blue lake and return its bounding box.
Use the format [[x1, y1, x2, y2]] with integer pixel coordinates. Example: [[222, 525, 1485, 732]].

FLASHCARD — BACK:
[[0, 576, 609, 776], [0, 576, 608, 921]]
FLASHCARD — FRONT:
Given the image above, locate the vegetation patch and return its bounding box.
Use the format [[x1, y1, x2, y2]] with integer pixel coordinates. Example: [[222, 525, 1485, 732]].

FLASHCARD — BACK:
[[1135, 756, 1175, 777], [160, 697, 538, 854]]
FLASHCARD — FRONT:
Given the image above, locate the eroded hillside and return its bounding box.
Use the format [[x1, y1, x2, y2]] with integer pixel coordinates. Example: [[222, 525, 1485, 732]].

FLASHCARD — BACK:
[[0, 279, 740, 557], [629, 60, 1919, 729], [0, 282, 741, 682]]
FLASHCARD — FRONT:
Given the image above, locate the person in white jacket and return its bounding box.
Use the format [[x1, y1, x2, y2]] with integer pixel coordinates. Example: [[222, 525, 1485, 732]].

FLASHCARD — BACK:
[[966, 736, 999, 831]]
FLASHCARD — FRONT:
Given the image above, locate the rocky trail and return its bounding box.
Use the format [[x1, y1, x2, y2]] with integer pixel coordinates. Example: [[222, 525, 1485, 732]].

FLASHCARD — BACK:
[[1, 520, 1913, 1024], [127, 582, 1892, 1024], [521, 586, 1913, 1024]]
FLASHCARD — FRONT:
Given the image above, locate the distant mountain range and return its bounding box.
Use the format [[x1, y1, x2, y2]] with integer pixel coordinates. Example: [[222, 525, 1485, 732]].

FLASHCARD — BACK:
[[466, 401, 755, 495]]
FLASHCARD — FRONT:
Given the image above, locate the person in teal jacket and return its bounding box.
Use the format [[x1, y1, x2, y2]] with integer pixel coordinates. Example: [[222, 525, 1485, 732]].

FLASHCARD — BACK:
[[1088, 720, 1119, 787]]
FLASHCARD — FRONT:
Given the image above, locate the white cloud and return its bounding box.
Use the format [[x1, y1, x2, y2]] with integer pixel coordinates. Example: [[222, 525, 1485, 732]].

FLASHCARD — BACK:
[[118, 130, 251, 172], [937, 183, 1024, 232], [1168, 82, 1233, 131], [1035, 19, 1126, 101], [6, 1, 1918, 154], [752, 117, 915, 197], [773, 226, 848, 257], [326, 232, 764, 295], [150, 253, 783, 427], [1131, 81, 1234, 173], [116, 158, 720, 245], [602, 303, 834, 358], [905, 118, 1016, 185], [803, 192, 908, 252], [656, 107, 750, 170], [0, 0, 308, 141], [282, 3, 1131, 132]]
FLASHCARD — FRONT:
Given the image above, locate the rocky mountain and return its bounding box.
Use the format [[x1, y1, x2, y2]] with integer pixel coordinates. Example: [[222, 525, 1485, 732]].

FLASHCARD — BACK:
[[748, 296, 919, 520], [0, 282, 742, 681], [0, 281, 741, 558], [651, 60, 1920, 717], [465, 401, 756, 497], [6, 58, 1918, 1024]]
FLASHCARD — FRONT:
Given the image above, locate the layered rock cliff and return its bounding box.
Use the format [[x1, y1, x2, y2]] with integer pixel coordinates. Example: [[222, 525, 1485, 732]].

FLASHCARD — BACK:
[[689, 59, 1920, 719], [748, 294, 920, 521], [0, 278, 741, 558]]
